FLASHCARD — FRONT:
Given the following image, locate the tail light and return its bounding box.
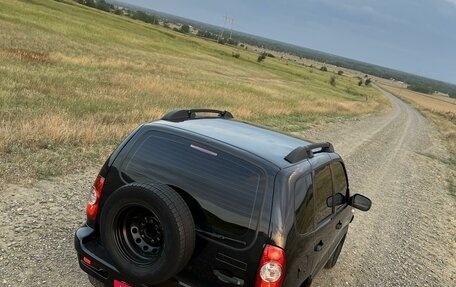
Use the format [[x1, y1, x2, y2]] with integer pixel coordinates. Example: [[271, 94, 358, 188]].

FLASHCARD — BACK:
[[86, 175, 105, 221], [255, 244, 286, 287], [82, 256, 92, 266]]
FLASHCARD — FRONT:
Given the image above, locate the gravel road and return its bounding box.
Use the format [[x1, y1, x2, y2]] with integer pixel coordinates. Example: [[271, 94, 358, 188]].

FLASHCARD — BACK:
[[307, 89, 456, 286], [0, 89, 455, 286]]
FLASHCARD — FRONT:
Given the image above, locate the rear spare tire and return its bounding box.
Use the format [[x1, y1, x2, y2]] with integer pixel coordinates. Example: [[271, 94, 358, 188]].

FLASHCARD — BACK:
[[100, 183, 195, 285]]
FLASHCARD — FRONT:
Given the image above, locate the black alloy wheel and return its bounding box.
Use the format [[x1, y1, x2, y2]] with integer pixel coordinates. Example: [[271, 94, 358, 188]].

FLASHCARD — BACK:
[[115, 206, 164, 263]]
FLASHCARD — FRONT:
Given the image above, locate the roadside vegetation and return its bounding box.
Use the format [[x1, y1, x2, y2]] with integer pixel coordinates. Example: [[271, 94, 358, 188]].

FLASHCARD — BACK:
[[378, 84, 456, 197], [0, 0, 388, 187]]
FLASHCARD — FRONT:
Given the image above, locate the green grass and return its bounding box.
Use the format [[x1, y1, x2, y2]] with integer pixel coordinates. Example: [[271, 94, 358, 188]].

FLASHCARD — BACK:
[[0, 0, 388, 187]]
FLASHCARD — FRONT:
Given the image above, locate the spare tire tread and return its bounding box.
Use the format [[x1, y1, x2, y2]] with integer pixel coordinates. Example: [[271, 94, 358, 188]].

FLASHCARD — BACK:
[[135, 183, 195, 267]]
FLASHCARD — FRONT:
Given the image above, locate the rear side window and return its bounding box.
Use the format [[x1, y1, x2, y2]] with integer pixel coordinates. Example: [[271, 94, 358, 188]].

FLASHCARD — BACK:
[[314, 165, 333, 224], [123, 132, 264, 238], [294, 174, 314, 234], [332, 162, 347, 195]]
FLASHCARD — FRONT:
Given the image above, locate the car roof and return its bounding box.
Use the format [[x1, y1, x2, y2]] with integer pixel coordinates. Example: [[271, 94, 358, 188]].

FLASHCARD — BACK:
[[151, 118, 313, 168]]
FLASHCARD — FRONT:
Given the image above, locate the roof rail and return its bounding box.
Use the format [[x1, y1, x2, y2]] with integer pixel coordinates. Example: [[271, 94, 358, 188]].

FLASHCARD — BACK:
[[284, 142, 334, 163], [161, 109, 234, 122]]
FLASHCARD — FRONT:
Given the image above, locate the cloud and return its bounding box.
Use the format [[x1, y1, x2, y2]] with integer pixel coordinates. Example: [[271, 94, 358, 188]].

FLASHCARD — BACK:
[[317, 0, 407, 27], [445, 0, 456, 5]]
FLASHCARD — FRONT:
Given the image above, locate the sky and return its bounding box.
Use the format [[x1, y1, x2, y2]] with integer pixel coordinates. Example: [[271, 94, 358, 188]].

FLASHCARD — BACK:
[[118, 0, 456, 84]]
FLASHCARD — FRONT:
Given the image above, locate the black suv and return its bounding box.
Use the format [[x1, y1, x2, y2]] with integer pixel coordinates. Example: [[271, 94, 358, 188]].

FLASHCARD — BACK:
[[75, 109, 371, 287]]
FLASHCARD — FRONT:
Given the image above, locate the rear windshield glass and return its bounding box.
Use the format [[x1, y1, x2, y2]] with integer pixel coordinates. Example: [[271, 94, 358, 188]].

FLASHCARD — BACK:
[[123, 131, 265, 237]]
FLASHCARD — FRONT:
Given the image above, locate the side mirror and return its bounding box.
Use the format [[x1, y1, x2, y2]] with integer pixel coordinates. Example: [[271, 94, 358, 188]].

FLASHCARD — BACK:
[[350, 194, 372, 211], [327, 192, 345, 207]]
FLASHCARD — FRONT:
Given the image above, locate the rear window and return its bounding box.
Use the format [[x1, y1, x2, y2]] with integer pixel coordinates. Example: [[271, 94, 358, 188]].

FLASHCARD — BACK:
[[122, 131, 265, 238]]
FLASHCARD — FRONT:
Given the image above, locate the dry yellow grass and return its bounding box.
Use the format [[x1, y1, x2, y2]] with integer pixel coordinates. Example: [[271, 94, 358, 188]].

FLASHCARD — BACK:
[[379, 84, 456, 114]]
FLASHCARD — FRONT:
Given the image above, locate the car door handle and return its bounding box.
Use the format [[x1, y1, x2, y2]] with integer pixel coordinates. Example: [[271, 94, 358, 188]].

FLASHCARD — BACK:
[[314, 240, 324, 252], [213, 270, 244, 286], [336, 221, 342, 229]]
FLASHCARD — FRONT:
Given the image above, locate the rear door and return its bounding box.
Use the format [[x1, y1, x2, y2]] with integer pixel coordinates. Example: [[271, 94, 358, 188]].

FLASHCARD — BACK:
[[285, 171, 316, 286], [310, 160, 336, 273], [329, 160, 352, 247], [119, 129, 272, 286]]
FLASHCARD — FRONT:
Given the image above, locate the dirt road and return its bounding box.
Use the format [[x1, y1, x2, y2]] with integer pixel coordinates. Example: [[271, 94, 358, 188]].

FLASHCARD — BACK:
[[0, 89, 455, 286], [308, 89, 456, 286]]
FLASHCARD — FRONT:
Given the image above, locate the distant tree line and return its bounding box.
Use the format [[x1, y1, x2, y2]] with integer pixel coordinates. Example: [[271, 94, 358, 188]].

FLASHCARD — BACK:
[[407, 83, 456, 98], [130, 10, 157, 24], [75, 0, 158, 25], [196, 30, 218, 40], [75, 0, 113, 12], [408, 84, 435, 94]]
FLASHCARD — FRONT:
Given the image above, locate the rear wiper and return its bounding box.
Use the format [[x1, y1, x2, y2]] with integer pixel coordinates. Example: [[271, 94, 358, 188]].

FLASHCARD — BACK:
[[196, 228, 246, 246]]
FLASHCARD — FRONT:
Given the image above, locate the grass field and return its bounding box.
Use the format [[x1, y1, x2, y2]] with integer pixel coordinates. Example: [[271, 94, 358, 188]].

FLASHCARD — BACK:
[[378, 83, 456, 114], [0, 0, 388, 187]]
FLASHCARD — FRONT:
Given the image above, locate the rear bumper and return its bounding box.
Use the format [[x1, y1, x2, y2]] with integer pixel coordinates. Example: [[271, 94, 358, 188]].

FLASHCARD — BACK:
[[74, 225, 192, 287]]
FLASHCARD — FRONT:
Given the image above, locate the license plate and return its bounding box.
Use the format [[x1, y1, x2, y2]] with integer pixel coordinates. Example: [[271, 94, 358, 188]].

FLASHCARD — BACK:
[[114, 279, 131, 287]]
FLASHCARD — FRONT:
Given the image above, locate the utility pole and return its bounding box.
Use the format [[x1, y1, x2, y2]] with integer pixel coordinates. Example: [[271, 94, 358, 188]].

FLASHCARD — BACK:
[[218, 15, 228, 41], [228, 17, 234, 40]]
